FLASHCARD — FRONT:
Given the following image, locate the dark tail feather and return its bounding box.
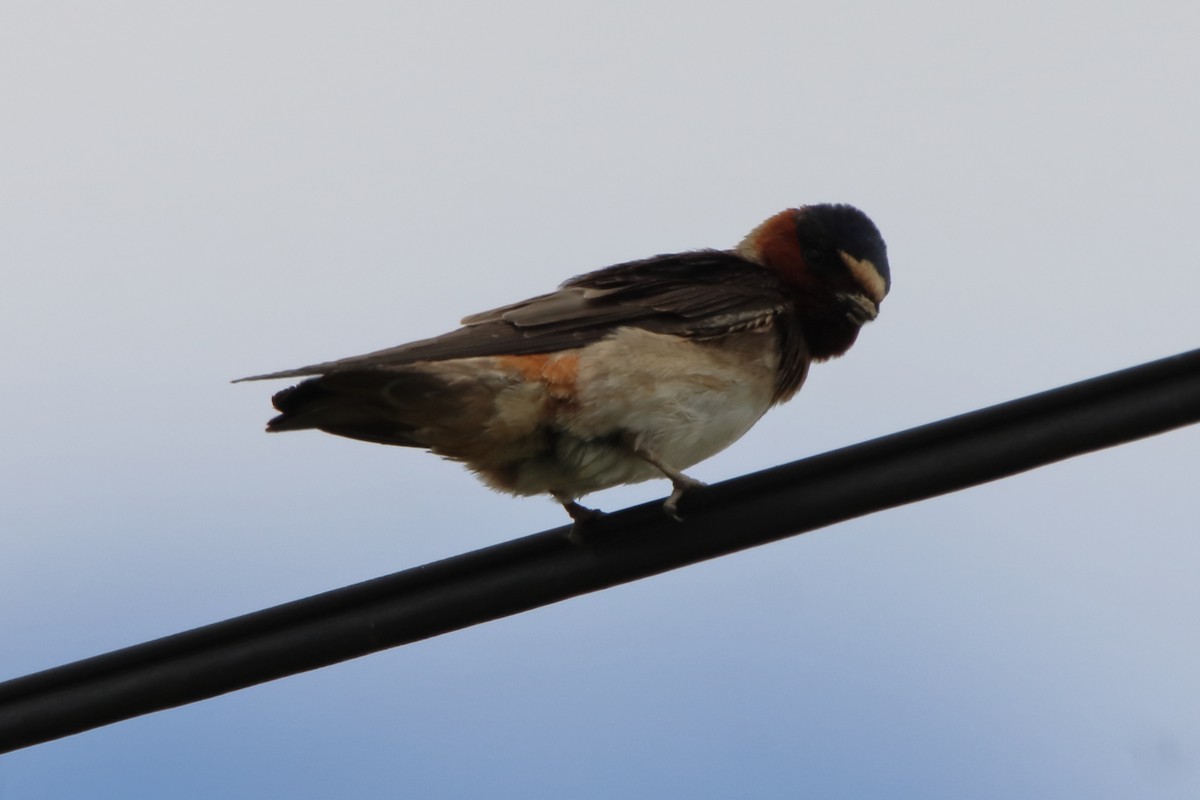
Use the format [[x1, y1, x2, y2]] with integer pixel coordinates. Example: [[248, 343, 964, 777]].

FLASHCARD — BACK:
[[265, 370, 448, 447]]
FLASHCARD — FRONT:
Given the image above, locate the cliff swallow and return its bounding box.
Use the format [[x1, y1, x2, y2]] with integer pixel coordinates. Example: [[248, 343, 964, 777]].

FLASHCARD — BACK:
[[238, 204, 890, 526]]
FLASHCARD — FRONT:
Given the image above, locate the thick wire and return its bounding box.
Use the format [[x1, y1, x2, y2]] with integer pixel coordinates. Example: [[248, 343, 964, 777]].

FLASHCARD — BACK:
[[2, 347, 1199, 753]]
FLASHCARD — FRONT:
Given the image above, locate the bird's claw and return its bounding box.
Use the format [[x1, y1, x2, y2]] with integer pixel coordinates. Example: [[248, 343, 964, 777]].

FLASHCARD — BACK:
[[662, 477, 707, 521], [561, 500, 606, 545]]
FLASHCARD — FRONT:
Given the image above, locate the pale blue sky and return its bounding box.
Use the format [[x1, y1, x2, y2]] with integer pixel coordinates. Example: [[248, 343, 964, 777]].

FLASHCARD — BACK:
[[3, 2, 1199, 797]]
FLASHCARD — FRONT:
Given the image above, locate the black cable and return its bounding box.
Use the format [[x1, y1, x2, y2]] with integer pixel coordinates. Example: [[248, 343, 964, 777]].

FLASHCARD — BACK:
[[2, 347, 1199, 753]]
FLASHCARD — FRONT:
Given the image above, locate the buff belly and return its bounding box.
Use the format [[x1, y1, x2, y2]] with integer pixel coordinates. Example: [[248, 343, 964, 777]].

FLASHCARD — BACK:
[[432, 327, 784, 500]]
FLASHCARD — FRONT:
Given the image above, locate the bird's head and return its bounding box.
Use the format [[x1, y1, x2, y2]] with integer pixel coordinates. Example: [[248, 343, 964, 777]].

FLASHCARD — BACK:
[[736, 204, 890, 360]]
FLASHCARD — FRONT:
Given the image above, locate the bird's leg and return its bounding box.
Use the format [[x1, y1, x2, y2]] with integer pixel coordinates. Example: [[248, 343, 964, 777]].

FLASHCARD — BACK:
[[555, 494, 605, 544], [560, 498, 604, 523], [629, 441, 707, 521]]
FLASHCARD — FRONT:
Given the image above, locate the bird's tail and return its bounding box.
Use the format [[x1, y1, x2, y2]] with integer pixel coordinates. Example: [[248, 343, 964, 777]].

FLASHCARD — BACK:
[[262, 364, 506, 453], [266, 369, 454, 448]]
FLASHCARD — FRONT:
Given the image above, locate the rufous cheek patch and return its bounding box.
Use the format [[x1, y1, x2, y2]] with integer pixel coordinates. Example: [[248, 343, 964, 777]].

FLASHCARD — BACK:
[[735, 210, 811, 285]]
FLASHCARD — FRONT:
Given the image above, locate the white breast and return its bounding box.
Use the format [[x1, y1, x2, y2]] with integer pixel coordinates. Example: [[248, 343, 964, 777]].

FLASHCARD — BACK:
[[510, 326, 784, 498]]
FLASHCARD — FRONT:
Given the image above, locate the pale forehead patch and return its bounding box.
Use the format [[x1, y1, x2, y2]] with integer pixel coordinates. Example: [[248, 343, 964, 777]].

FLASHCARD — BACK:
[[839, 251, 888, 305]]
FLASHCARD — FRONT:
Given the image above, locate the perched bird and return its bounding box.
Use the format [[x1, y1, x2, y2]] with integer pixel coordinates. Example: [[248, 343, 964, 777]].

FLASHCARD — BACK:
[[238, 204, 890, 525]]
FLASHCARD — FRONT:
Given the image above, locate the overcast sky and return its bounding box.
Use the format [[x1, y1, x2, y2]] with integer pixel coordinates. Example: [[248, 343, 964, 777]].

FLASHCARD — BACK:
[[3, 2, 1199, 798]]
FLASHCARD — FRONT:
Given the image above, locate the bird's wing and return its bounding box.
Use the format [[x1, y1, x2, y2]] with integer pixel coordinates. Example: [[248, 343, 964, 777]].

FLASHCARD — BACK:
[[236, 250, 793, 381]]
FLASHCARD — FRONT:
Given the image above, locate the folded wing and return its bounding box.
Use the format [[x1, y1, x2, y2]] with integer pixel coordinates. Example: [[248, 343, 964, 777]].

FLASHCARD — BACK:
[[236, 250, 795, 382]]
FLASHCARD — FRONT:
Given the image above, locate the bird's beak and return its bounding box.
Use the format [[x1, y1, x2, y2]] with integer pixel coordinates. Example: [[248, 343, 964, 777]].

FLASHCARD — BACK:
[[837, 292, 879, 325]]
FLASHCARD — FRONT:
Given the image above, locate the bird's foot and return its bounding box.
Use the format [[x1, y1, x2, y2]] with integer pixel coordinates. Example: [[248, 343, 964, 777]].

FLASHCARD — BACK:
[[559, 499, 606, 545], [627, 440, 707, 521], [662, 475, 708, 521]]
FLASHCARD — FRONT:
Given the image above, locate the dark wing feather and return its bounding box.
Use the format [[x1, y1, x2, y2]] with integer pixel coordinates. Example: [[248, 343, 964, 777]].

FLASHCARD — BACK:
[[236, 250, 795, 382]]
